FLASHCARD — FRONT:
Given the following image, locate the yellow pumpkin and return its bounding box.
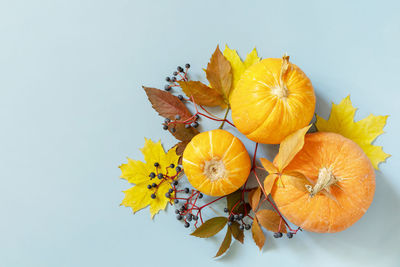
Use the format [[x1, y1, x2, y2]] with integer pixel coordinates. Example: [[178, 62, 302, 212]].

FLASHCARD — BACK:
[[182, 129, 251, 196], [230, 56, 316, 144]]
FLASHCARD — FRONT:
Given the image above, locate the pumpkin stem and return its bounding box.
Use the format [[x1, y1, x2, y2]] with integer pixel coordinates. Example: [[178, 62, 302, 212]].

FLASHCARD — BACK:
[[203, 157, 227, 182], [272, 54, 290, 99], [305, 167, 339, 197]]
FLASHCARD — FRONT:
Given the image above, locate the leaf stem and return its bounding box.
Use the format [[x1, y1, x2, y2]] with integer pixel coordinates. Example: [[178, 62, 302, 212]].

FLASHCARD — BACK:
[[218, 108, 230, 129]]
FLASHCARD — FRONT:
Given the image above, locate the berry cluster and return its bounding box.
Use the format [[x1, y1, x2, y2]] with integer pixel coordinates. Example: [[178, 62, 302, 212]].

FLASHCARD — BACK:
[[162, 113, 200, 132], [224, 208, 252, 230], [273, 232, 295, 239], [146, 162, 183, 199], [164, 64, 190, 92]]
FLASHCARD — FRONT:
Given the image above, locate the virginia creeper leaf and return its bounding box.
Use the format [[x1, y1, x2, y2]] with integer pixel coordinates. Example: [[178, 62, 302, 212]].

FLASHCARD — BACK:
[[191, 217, 228, 238], [249, 187, 261, 211], [281, 171, 312, 193], [226, 190, 242, 213], [178, 81, 225, 107], [260, 158, 278, 173], [256, 209, 287, 233], [274, 125, 312, 172], [263, 173, 278, 196], [143, 86, 198, 142], [205, 45, 233, 104], [251, 219, 265, 250], [315, 95, 390, 169], [230, 222, 244, 244], [215, 227, 232, 257]]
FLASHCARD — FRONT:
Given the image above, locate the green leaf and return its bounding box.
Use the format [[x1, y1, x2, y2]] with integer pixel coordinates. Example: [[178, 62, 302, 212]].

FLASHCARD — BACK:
[[226, 190, 242, 213], [191, 217, 228, 238], [230, 222, 244, 243], [215, 227, 232, 257]]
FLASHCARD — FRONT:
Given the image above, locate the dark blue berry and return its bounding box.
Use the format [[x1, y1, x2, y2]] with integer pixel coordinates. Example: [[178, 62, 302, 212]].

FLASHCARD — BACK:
[[174, 199, 179, 204], [239, 224, 244, 231], [227, 221, 232, 226], [234, 214, 239, 221], [168, 188, 173, 194], [198, 193, 203, 199], [150, 194, 156, 199], [194, 114, 200, 120], [152, 183, 157, 187], [245, 224, 251, 230], [149, 172, 156, 178], [154, 162, 159, 167], [238, 213, 244, 219], [185, 63, 190, 68], [164, 85, 171, 91], [171, 77, 177, 82], [287, 232, 293, 239], [190, 122, 198, 128], [165, 193, 171, 198], [163, 125, 168, 130], [173, 180, 178, 186], [173, 71, 178, 76], [177, 66, 184, 72], [169, 164, 175, 168], [175, 166, 181, 172], [166, 77, 171, 82], [178, 95, 183, 100], [176, 215, 183, 220], [184, 188, 190, 194], [193, 215, 198, 221], [274, 232, 283, 238], [184, 222, 190, 228], [157, 173, 163, 179], [164, 118, 171, 123], [224, 208, 229, 213], [147, 184, 152, 189]]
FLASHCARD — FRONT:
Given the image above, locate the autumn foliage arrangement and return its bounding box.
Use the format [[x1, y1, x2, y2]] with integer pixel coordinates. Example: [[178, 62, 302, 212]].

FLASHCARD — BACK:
[[119, 45, 390, 257]]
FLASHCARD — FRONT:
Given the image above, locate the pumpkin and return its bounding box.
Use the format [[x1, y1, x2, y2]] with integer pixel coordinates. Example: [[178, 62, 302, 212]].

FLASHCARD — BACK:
[[230, 56, 316, 144], [182, 129, 251, 196], [271, 132, 375, 233]]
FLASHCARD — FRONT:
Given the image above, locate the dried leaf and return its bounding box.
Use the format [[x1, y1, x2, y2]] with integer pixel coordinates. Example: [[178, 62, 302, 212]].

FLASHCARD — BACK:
[[315, 95, 390, 169], [143, 86, 198, 141], [178, 81, 225, 107], [191, 217, 227, 238], [249, 187, 261, 211], [263, 173, 278, 196], [205, 46, 233, 104], [274, 125, 311, 172], [226, 190, 242, 213], [256, 209, 287, 233], [260, 158, 278, 173], [251, 219, 265, 250], [230, 222, 244, 244], [281, 171, 312, 193], [171, 141, 189, 156], [215, 227, 232, 257]]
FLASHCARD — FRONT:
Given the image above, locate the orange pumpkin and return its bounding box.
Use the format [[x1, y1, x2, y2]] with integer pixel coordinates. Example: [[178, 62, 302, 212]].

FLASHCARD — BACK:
[[182, 129, 251, 196], [230, 56, 316, 144], [271, 132, 375, 233]]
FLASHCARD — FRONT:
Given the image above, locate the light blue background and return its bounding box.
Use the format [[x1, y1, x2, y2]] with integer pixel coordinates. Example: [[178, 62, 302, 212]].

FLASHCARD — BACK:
[[1, 0, 399, 266]]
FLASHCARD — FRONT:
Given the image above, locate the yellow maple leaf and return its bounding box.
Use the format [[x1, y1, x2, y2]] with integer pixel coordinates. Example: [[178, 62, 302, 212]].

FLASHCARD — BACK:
[[223, 45, 260, 100], [315, 95, 390, 170], [119, 138, 180, 218]]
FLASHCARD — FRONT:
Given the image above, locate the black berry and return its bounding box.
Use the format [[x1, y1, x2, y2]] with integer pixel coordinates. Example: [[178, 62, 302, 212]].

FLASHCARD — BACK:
[[164, 85, 171, 91], [169, 164, 175, 168], [171, 76, 177, 82], [175, 166, 181, 172], [164, 118, 171, 123], [194, 114, 200, 120], [168, 188, 173, 194], [274, 232, 283, 238], [150, 194, 156, 199], [173, 180, 178, 186], [174, 199, 179, 204], [190, 122, 198, 128], [239, 224, 244, 231], [177, 66, 184, 72], [193, 215, 198, 221], [245, 224, 251, 230], [184, 188, 190, 194], [162, 125, 168, 130], [149, 172, 156, 178], [173, 71, 178, 76], [224, 208, 229, 213], [185, 63, 190, 68], [176, 215, 183, 220], [184, 222, 190, 228], [287, 232, 293, 239], [198, 193, 203, 199], [166, 77, 171, 82], [147, 184, 152, 189], [178, 95, 183, 100], [165, 192, 171, 198], [157, 173, 163, 179], [154, 162, 160, 167], [152, 183, 157, 187]]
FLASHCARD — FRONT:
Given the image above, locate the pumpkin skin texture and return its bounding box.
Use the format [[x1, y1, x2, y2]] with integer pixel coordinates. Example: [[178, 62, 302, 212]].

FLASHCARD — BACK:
[[182, 129, 251, 197], [230, 58, 316, 144], [271, 132, 375, 233]]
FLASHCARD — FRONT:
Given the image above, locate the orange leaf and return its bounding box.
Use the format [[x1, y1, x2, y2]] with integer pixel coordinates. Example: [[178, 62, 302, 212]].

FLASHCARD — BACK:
[[249, 187, 261, 211], [251, 219, 265, 250], [281, 170, 312, 193], [263, 173, 278, 196], [215, 227, 232, 257], [205, 45, 233, 103], [178, 81, 225, 107], [274, 125, 311, 172], [260, 158, 278, 173], [256, 209, 287, 233]]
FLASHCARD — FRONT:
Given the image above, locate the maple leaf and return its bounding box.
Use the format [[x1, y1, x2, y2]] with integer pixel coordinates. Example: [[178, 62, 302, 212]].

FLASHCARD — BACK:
[[143, 86, 198, 142], [119, 138, 180, 219], [205, 45, 233, 105], [316, 95, 390, 169], [223, 45, 261, 100]]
